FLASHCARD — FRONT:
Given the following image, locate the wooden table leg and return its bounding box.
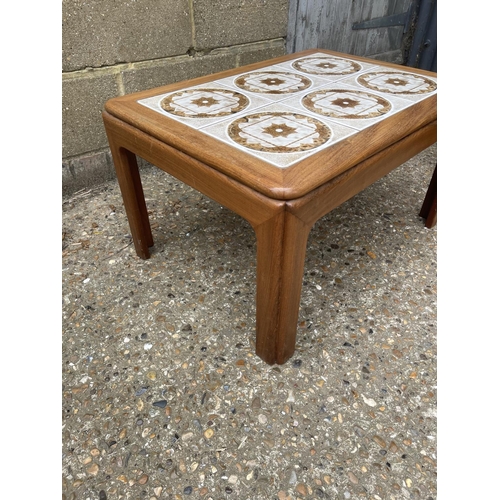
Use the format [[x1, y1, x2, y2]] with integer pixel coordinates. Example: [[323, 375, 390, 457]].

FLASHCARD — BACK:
[[253, 209, 311, 365], [420, 165, 437, 228], [106, 135, 153, 259]]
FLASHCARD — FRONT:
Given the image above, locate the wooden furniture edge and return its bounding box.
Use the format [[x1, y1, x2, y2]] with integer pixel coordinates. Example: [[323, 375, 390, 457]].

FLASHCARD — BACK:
[[102, 110, 285, 228], [287, 120, 438, 226], [281, 95, 436, 199]]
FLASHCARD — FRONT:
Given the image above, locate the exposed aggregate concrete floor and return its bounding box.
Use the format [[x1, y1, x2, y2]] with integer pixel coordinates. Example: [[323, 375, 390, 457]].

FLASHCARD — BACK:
[[62, 144, 437, 500]]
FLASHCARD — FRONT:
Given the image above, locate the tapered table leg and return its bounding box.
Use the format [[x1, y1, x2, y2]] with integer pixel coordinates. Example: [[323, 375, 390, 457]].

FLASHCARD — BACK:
[[420, 165, 437, 228], [106, 135, 153, 259], [253, 209, 311, 365]]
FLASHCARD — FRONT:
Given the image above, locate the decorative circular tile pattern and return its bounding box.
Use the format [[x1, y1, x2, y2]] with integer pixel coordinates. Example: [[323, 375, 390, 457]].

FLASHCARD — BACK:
[[302, 88, 392, 119], [228, 112, 331, 153], [357, 71, 437, 95], [160, 88, 249, 118], [234, 71, 312, 94], [292, 56, 362, 75]]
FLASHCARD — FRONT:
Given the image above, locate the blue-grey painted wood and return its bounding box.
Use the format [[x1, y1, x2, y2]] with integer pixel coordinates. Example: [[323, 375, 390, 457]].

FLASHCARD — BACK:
[[407, 0, 437, 71], [287, 0, 413, 63]]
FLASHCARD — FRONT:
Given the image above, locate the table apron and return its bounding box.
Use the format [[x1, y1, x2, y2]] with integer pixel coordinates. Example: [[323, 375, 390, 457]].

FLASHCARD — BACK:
[[103, 111, 285, 230], [103, 111, 436, 232], [287, 120, 437, 228]]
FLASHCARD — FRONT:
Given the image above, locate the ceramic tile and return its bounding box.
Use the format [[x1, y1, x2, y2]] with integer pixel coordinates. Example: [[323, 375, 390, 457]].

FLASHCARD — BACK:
[[199, 102, 358, 168], [138, 84, 272, 129], [339, 66, 437, 102], [275, 52, 377, 77], [278, 82, 416, 131], [214, 64, 331, 102], [137, 53, 437, 169]]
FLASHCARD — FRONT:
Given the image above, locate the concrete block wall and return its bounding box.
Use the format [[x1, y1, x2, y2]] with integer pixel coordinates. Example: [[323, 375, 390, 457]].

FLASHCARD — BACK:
[[62, 0, 289, 197]]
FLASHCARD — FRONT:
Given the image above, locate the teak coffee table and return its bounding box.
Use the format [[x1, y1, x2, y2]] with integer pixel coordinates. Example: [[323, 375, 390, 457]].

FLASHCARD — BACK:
[[102, 49, 437, 365]]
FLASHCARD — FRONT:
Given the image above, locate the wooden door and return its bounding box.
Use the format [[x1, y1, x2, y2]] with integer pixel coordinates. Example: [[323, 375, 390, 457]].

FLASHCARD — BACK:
[[287, 0, 436, 70]]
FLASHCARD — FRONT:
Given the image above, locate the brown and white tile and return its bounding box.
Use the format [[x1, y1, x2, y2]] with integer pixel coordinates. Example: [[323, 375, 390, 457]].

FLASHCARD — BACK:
[[138, 85, 271, 129], [213, 64, 331, 101], [275, 52, 377, 78], [340, 66, 437, 102], [278, 82, 417, 131], [199, 102, 357, 168]]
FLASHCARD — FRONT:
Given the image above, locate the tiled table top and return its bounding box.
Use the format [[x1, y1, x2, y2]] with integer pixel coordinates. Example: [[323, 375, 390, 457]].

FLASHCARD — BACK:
[[138, 53, 437, 169], [105, 50, 437, 200]]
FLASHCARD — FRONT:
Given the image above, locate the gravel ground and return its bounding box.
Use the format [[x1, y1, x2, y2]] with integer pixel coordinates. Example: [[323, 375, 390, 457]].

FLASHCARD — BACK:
[[62, 144, 437, 500]]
